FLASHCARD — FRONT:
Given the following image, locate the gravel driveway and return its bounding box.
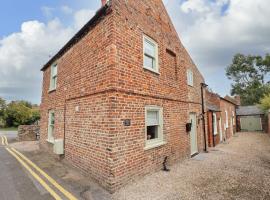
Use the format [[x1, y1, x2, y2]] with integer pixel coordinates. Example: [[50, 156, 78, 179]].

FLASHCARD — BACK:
[[112, 132, 270, 200]]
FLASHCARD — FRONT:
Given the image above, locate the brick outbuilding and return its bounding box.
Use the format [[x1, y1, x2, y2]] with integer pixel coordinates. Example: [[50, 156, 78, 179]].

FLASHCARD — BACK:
[[40, 0, 206, 192], [205, 91, 237, 147]]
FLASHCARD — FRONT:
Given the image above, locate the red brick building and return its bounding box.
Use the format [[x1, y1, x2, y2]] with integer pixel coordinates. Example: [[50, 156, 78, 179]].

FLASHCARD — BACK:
[[205, 91, 238, 147], [40, 0, 206, 192]]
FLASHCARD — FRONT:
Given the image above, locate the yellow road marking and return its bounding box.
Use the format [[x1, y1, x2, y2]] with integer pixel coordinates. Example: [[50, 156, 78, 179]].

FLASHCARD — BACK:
[[11, 148, 77, 200], [4, 136, 8, 145], [6, 148, 62, 200], [1, 136, 4, 145]]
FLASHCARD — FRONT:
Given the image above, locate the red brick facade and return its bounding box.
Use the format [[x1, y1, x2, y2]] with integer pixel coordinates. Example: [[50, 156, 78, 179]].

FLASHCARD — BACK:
[[40, 0, 205, 192], [205, 90, 236, 147], [220, 98, 236, 140]]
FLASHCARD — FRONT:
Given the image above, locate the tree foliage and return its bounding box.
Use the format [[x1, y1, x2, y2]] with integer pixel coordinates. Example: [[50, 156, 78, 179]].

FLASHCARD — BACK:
[[259, 94, 270, 112], [226, 53, 270, 105], [0, 98, 40, 128]]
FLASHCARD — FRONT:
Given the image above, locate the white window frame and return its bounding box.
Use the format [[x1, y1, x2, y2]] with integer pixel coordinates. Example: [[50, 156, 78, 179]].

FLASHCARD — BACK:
[[187, 69, 194, 86], [47, 110, 55, 143], [213, 113, 218, 135], [143, 35, 159, 74], [49, 63, 58, 91], [145, 106, 165, 150]]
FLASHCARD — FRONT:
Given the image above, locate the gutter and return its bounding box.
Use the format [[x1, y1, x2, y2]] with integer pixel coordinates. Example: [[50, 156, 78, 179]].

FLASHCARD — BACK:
[[41, 3, 111, 71]]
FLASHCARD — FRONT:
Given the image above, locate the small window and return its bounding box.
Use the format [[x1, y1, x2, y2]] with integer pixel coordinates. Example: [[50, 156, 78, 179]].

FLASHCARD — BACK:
[[145, 106, 164, 149], [143, 35, 159, 73], [48, 110, 55, 143], [187, 69, 194, 86], [50, 63, 58, 91], [213, 113, 217, 135]]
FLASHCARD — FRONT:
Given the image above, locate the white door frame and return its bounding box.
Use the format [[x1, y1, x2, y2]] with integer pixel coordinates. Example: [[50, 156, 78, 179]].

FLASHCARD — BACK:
[[219, 118, 223, 142], [189, 113, 198, 156]]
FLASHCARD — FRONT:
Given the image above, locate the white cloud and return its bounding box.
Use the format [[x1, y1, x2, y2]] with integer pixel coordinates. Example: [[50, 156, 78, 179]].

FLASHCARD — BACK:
[[165, 0, 270, 95], [73, 9, 96, 29], [0, 9, 97, 103]]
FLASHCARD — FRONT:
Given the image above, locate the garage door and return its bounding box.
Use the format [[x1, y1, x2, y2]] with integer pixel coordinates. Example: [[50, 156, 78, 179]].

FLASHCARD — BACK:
[[240, 116, 262, 132]]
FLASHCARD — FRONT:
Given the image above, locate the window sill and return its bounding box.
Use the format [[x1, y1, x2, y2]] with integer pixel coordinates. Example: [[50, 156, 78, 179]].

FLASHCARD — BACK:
[[144, 140, 166, 150], [48, 89, 56, 93], [47, 139, 55, 144], [187, 84, 194, 87], [143, 66, 160, 75]]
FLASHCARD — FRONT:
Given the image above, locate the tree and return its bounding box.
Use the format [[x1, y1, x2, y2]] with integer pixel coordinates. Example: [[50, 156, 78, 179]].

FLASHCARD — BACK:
[[226, 53, 270, 105], [4, 101, 40, 127], [259, 94, 270, 112]]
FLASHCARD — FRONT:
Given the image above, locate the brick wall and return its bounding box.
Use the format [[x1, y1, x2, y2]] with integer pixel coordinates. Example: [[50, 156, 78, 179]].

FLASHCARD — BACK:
[[18, 125, 40, 141], [220, 99, 236, 140], [40, 0, 205, 192]]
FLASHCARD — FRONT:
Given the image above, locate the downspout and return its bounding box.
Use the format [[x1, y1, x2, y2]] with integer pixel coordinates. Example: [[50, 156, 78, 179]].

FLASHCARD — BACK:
[[201, 83, 208, 152]]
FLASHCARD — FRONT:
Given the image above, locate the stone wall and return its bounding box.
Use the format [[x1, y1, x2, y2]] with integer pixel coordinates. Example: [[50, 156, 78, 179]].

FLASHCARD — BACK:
[[18, 125, 40, 141]]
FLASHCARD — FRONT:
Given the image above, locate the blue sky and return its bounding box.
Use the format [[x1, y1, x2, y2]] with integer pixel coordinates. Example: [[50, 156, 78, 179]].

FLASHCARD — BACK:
[[0, 0, 270, 103]]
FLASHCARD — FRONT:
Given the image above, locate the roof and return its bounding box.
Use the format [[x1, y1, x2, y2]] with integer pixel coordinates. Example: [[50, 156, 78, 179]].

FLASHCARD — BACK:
[[41, 4, 110, 71], [206, 103, 221, 112], [220, 96, 237, 105], [236, 105, 264, 116]]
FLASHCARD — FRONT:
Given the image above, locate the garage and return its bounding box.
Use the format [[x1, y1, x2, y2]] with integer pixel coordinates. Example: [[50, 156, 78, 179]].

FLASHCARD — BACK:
[[236, 106, 265, 132]]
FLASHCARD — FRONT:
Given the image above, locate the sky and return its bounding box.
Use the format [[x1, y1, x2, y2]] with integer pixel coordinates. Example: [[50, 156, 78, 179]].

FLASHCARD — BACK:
[[0, 0, 270, 104]]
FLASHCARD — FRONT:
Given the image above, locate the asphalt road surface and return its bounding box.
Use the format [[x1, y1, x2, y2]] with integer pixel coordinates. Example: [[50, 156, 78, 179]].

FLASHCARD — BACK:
[[0, 131, 54, 200]]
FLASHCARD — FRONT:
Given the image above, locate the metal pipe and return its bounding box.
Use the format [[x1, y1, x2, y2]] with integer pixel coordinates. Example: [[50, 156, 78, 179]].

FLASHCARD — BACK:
[[201, 83, 208, 152]]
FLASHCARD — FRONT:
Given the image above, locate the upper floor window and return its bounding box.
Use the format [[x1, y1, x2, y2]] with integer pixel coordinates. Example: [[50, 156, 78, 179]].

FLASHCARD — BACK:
[[187, 69, 194, 86], [143, 35, 159, 73], [50, 63, 58, 91], [145, 106, 164, 149]]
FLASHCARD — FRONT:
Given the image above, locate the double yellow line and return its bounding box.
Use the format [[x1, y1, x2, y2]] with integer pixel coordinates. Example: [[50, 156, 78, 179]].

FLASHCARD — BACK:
[[0, 135, 77, 200], [1, 135, 8, 145]]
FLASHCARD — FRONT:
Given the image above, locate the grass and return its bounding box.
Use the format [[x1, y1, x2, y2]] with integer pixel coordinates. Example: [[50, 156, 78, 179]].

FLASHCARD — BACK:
[[0, 127, 18, 131]]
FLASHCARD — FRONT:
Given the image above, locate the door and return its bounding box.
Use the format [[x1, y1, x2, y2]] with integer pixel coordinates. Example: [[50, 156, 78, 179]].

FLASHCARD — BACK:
[[219, 118, 223, 142], [240, 116, 262, 132], [189, 113, 198, 155]]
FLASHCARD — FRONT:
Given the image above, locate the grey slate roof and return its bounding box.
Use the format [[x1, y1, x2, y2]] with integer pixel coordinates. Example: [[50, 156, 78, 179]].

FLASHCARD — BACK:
[[206, 103, 220, 112], [236, 105, 264, 116]]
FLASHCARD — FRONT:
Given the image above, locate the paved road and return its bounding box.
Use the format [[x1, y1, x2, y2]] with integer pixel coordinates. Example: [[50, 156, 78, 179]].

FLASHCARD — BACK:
[[0, 131, 53, 200]]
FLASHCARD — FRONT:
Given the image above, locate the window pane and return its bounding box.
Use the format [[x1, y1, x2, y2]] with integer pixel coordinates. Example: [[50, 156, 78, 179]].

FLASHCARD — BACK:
[[147, 126, 158, 140], [52, 64, 57, 76], [147, 110, 159, 126], [144, 39, 155, 57], [144, 55, 155, 69], [50, 112, 55, 125]]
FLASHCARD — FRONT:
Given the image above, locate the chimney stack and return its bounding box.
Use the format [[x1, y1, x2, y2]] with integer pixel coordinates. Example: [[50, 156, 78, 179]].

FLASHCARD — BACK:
[[101, 0, 107, 6]]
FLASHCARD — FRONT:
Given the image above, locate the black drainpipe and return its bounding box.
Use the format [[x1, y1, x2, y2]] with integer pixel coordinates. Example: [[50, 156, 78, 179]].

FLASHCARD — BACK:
[[201, 83, 208, 152]]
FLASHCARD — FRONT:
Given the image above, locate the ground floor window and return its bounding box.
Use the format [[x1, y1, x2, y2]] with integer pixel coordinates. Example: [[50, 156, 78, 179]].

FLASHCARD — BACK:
[[145, 106, 164, 148], [48, 110, 55, 143]]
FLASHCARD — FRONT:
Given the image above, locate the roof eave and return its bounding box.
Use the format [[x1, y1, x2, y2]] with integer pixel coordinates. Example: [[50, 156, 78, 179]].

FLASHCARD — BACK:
[[41, 4, 110, 71]]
